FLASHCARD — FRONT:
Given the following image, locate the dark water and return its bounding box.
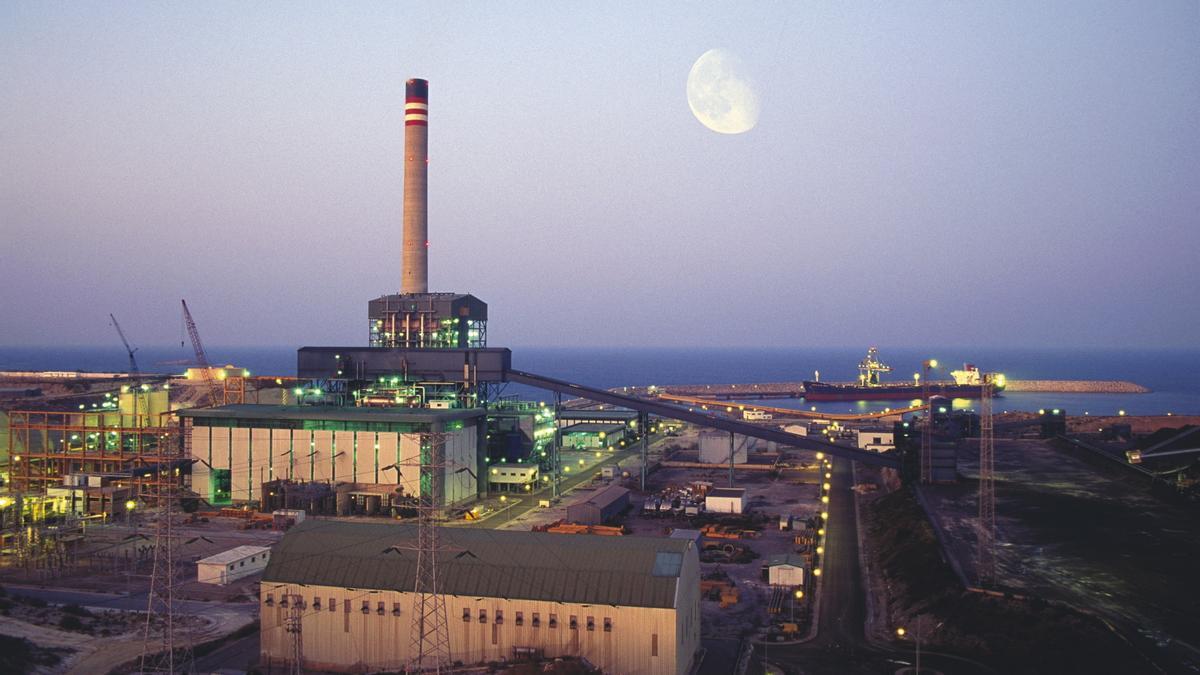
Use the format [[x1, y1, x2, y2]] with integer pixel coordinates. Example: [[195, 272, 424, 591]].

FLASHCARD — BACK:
[[2, 345, 1198, 416]]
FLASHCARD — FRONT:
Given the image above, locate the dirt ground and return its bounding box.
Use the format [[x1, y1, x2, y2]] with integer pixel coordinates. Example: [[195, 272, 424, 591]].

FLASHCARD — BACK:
[[920, 436, 1200, 670], [0, 515, 282, 598], [618, 461, 823, 640]]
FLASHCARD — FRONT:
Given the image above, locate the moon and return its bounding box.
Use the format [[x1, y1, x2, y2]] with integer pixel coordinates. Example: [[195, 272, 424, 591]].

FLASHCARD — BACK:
[[686, 49, 760, 135]]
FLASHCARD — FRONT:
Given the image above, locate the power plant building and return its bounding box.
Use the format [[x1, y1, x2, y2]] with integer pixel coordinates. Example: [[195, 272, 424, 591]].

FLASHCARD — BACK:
[[368, 293, 488, 349], [179, 405, 482, 506], [260, 521, 701, 675]]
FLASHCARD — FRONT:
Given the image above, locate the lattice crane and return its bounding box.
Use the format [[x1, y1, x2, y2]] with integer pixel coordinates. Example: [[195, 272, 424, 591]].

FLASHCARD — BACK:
[[109, 313, 141, 381], [181, 299, 221, 407]]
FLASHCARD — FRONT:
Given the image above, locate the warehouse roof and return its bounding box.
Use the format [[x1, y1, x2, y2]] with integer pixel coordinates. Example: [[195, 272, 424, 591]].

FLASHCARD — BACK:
[[562, 423, 627, 434], [766, 553, 806, 568], [558, 409, 640, 422], [198, 545, 271, 566], [263, 520, 692, 609], [569, 485, 630, 510], [707, 488, 746, 499], [177, 404, 485, 424]]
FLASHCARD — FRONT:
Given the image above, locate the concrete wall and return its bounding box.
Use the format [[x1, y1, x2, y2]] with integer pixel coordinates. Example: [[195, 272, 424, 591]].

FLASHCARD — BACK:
[[698, 431, 749, 464], [855, 430, 894, 450], [705, 495, 744, 514], [260, 578, 698, 675]]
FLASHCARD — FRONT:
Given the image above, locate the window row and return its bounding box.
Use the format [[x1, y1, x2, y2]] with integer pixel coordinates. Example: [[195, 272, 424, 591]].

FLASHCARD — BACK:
[[264, 594, 401, 617], [461, 609, 612, 632]]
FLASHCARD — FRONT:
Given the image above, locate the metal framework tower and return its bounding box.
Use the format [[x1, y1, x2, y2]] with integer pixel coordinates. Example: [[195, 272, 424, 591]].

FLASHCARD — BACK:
[[919, 359, 936, 483], [977, 373, 996, 587], [640, 412, 649, 491], [408, 431, 451, 673], [728, 431, 736, 488], [920, 389, 932, 484], [285, 592, 305, 675], [139, 457, 194, 673]]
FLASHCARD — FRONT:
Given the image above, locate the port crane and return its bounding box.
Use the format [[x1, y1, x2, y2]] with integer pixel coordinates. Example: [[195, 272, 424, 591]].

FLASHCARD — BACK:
[[181, 299, 222, 407]]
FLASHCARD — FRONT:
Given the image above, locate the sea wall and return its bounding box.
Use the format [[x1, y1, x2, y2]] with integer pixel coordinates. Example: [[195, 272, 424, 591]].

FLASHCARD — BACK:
[[1003, 380, 1150, 394], [656, 379, 1150, 397]]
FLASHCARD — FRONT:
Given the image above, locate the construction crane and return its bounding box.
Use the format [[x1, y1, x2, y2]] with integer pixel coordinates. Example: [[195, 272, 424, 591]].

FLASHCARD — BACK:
[[181, 300, 222, 407], [109, 313, 141, 380]]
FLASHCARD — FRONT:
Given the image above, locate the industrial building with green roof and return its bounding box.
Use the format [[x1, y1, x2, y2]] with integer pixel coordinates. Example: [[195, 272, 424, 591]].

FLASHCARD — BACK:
[[260, 520, 701, 674]]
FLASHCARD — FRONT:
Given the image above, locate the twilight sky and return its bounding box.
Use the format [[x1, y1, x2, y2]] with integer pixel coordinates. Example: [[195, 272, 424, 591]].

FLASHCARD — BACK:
[[2, 2, 1197, 349]]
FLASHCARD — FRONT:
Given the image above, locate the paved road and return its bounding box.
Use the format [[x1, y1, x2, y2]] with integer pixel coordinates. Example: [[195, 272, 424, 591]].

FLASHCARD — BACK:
[[4, 585, 254, 618], [759, 459, 995, 675], [464, 440, 656, 529], [193, 631, 260, 673]]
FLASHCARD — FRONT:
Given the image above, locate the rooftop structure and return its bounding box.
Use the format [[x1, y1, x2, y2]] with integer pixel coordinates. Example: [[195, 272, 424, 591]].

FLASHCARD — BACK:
[[367, 293, 488, 349]]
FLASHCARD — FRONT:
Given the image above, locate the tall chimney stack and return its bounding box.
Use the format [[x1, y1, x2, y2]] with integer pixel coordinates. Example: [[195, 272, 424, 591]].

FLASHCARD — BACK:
[[401, 78, 429, 294]]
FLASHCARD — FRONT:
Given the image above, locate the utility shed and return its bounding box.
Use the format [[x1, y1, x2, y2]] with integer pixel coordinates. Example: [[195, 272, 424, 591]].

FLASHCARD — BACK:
[[566, 485, 630, 525], [197, 545, 272, 585], [705, 487, 746, 514], [766, 553, 806, 587], [260, 520, 701, 675]]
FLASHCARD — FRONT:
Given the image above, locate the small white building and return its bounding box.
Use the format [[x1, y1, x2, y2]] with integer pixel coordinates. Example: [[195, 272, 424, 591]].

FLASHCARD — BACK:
[[197, 545, 272, 585], [767, 553, 806, 587], [782, 424, 808, 437], [487, 462, 539, 492], [855, 428, 895, 452], [705, 487, 747, 514]]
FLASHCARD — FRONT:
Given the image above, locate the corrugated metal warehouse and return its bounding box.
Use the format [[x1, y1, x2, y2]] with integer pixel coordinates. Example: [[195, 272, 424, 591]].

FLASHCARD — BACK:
[[260, 520, 700, 675], [565, 484, 630, 525]]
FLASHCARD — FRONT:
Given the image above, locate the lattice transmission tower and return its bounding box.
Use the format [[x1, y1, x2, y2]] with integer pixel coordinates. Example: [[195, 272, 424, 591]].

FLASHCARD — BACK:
[[285, 592, 305, 675], [407, 431, 452, 674], [920, 377, 932, 483], [977, 373, 996, 587], [139, 456, 194, 673]]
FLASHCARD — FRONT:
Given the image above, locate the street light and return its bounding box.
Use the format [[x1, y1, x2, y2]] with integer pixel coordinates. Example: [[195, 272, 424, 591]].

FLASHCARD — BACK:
[[896, 616, 944, 674], [791, 589, 803, 621]]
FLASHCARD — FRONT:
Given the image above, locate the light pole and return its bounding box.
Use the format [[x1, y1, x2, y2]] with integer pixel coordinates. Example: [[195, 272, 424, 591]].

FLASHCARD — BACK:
[[790, 589, 803, 622], [896, 616, 944, 674]]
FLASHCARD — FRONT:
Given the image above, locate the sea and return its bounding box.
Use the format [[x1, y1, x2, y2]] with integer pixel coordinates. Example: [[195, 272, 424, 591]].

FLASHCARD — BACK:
[[2, 345, 1198, 417]]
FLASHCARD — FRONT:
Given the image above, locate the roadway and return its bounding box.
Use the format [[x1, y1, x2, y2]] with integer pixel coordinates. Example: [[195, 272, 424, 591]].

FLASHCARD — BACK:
[[758, 458, 995, 675], [463, 442, 652, 529]]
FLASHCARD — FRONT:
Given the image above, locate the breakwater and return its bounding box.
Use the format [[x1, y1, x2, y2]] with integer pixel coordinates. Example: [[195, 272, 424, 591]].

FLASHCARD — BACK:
[[1003, 380, 1149, 394], [655, 379, 1150, 399]]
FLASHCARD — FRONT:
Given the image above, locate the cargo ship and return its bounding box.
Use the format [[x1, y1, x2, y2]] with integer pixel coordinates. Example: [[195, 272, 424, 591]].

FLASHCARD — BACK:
[[802, 347, 1005, 401]]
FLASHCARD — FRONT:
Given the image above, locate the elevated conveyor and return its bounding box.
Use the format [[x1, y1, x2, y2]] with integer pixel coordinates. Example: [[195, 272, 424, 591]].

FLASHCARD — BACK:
[[504, 369, 900, 468]]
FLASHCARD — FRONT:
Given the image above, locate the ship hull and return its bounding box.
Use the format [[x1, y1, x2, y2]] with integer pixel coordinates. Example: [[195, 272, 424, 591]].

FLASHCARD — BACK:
[[802, 381, 1002, 401]]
